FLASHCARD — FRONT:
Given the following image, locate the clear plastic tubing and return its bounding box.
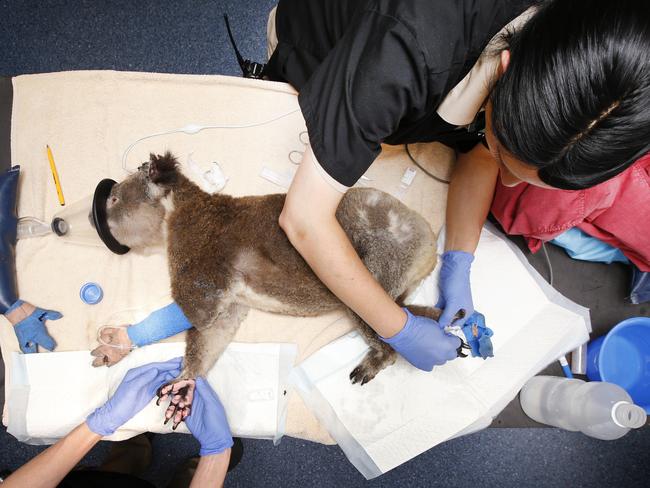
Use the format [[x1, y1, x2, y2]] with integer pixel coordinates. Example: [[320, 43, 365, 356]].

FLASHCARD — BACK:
[[520, 375, 647, 440]]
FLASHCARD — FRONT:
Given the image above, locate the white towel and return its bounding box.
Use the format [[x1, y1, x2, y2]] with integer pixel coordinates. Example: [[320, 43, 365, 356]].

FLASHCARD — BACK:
[[1, 71, 454, 444]]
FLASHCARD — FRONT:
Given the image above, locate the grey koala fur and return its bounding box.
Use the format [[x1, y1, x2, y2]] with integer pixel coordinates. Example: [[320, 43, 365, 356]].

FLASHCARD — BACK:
[[106, 152, 441, 420]]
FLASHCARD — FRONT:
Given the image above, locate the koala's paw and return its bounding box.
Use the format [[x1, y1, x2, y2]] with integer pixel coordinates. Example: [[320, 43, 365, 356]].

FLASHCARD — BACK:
[[157, 378, 196, 430], [90, 327, 132, 367], [349, 348, 396, 385]]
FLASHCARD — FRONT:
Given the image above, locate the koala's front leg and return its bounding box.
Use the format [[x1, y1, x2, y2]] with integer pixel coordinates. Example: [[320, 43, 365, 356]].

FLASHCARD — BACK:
[[90, 327, 132, 367], [157, 304, 248, 429]]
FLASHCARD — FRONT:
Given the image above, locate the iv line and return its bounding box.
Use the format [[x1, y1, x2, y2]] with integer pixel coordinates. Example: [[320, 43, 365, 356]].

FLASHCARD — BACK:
[[121, 108, 301, 173]]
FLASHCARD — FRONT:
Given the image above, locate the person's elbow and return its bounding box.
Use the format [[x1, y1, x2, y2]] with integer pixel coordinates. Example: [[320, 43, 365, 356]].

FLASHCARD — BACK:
[[278, 201, 311, 247]]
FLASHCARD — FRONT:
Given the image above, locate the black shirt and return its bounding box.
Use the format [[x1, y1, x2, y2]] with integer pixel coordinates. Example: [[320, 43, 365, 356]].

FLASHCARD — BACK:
[[266, 0, 534, 187]]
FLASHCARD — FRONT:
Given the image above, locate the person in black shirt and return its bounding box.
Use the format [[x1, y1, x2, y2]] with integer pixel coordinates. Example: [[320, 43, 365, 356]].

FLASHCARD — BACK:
[[266, 0, 650, 366]]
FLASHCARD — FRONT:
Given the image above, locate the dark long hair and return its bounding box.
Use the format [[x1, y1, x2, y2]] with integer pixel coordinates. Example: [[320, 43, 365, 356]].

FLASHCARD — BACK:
[[490, 0, 650, 190]]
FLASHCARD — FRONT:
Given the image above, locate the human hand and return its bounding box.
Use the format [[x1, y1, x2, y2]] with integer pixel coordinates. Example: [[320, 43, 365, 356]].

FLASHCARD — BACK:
[[91, 326, 133, 367], [86, 357, 183, 436], [184, 377, 233, 456], [381, 308, 461, 371], [5, 300, 61, 353], [435, 250, 474, 328]]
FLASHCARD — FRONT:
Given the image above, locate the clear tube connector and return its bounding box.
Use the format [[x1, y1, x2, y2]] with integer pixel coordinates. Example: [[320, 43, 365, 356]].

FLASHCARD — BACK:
[[17, 217, 53, 239], [96, 324, 137, 350]]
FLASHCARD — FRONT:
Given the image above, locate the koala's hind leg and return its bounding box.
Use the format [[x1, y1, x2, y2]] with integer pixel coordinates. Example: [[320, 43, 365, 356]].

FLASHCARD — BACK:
[[158, 304, 249, 429], [402, 305, 441, 322], [349, 305, 467, 384], [347, 310, 397, 385]]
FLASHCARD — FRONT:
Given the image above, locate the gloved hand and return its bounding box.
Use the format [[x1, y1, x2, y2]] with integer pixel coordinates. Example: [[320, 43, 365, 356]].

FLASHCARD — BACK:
[[184, 377, 234, 456], [381, 308, 461, 371], [6, 299, 61, 353], [436, 250, 475, 328], [86, 357, 183, 436]]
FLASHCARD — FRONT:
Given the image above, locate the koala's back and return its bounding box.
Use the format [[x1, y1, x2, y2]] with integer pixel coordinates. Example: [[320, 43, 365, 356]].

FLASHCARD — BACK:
[[166, 185, 435, 321], [336, 188, 436, 297]]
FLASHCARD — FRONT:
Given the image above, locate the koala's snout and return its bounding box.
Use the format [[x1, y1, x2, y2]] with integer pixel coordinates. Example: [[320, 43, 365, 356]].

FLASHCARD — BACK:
[[106, 194, 118, 210], [103, 180, 168, 252]]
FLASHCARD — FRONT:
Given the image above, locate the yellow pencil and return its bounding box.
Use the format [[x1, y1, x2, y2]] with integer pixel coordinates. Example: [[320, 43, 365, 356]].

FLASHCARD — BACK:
[[46, 145, 65, 206]]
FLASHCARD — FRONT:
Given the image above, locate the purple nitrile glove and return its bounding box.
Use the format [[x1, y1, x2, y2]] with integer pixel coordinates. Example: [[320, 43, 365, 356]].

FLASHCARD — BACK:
[[381, 308, 461, 371], [7, 300, 61, 353], [185, 377, 234, 456], [436, 250, 475, 328], [86, 357, 183, 436]]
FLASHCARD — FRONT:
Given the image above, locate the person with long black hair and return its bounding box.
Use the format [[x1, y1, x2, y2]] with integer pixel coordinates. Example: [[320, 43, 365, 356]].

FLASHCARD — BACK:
[[264, 0, 650, 368]]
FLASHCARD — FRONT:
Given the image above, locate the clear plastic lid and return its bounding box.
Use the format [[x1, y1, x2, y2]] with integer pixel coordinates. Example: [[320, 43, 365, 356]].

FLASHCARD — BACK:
[[612, 401, 647, 429]]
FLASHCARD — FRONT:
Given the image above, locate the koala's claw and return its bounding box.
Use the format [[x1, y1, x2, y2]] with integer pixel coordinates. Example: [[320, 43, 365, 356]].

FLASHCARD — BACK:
[[349, 365, 376, 386], [457, 339, 471, 358], [157, 378, 195, 430]]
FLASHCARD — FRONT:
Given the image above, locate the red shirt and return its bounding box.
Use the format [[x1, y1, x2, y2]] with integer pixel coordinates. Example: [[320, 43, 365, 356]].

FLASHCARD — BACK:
[[491, 153, 650, 272]]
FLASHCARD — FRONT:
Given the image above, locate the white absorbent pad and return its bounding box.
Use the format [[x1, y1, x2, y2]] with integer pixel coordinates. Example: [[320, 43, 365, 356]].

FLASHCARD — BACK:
[[291, 224, 590, 479], [7, 341, 296, 445]]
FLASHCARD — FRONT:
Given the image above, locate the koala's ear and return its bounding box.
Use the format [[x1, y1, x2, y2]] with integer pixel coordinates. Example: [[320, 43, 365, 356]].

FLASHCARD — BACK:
[[148, 151, 179, 185]]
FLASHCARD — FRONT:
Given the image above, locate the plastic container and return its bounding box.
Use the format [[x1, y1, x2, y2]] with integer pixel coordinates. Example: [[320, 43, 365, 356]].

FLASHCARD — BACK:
[[571, 343, 588, 375], [586, 317, 650, 413], [80, 282, 104, 305], [16, 217, 52, 239], [520, 376, 646, 440], [50, 194, 103, 246], [49, 179, 130, 254]]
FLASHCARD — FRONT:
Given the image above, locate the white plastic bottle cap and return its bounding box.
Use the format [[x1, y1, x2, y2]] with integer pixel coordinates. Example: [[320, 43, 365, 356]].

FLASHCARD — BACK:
[[611, 401, 647, 429]]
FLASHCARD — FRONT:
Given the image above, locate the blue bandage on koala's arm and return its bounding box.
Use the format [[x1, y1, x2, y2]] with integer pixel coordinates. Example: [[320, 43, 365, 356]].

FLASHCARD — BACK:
[[127, 302, 193, 347]]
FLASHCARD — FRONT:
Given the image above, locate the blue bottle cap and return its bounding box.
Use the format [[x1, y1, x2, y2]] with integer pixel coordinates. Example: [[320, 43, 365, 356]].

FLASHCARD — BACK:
[[80, 282, 103, 305]]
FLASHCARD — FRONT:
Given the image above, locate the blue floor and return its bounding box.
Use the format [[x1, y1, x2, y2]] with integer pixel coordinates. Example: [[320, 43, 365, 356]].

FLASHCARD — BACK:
[[1, 1, 649, 486], [2, 426, 649, 487]]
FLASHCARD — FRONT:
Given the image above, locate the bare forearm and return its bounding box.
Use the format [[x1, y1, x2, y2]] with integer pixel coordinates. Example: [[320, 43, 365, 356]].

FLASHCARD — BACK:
[[190, 450, 231, 488], [3, 423, 101, 488], [4, 301, 35, 325], [288, 215, 406, 337], [281, 148, 406, 338], [444, 144, 499, 253]]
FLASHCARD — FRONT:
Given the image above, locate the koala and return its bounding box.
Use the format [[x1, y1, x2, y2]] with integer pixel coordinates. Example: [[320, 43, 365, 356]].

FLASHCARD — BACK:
[[98, 152, 447, 428]]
